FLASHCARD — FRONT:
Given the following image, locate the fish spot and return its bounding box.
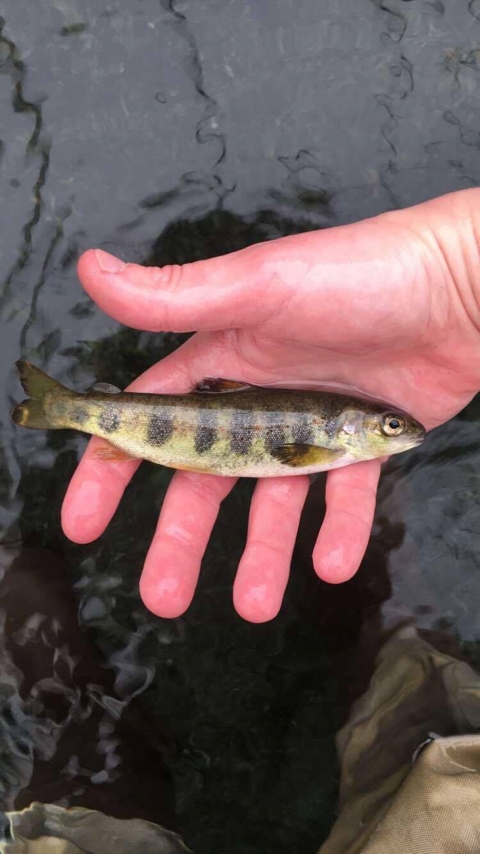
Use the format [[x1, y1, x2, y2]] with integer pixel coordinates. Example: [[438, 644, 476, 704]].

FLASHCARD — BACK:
[[230, 410, 255, 455], [147, 409, 173, 446], [322, 416, 337, 439], [98, 409, 121, 433], [54, 400, 67, 418], [291, 412, 314, 445], [71, 406, 89, 425], [194, 410, 217, 454]]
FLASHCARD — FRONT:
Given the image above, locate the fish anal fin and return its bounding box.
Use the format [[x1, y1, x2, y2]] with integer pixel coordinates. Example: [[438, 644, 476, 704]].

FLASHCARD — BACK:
[[172, 461, 217, 474], [271, 444, 344, 468], [92, 442, 138, 462], [193, 377, 254, 394]]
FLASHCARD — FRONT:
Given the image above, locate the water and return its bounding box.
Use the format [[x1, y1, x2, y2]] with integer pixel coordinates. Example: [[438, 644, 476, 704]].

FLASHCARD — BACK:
[[1, 0, 480, 850]]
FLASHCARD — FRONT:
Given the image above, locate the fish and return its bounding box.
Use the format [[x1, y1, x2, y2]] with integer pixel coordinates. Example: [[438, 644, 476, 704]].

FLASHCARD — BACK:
[[11, 361, 425, 477]]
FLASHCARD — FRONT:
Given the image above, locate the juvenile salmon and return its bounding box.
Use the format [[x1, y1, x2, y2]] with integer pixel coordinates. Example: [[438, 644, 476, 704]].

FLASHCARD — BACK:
[[11, 361, 425, 477]]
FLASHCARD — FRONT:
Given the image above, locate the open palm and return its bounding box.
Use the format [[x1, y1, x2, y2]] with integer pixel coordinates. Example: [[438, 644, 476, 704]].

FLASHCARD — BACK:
[[62, 190, 480, 621]]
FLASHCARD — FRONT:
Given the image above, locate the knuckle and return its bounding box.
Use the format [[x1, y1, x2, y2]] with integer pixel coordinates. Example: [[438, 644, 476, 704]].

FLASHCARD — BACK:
[[162, 523, 197, 550], [248, 536, 286, 558], [336, 507, 372, 532], [177, 471, 225, 509], [150, 263, 186, 293]]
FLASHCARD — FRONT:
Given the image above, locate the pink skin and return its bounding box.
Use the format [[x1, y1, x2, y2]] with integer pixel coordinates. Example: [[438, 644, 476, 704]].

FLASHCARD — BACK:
[[62, 189, 480, 622]]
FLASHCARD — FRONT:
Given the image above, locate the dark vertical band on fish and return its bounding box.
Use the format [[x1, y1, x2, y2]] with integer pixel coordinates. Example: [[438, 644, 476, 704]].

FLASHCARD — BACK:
[[291, 412, 315, 445], [264, 410, 288, 454], [194, 408, 218, 454], [147, 409, 174, 445], [230, 409, 255, 455]]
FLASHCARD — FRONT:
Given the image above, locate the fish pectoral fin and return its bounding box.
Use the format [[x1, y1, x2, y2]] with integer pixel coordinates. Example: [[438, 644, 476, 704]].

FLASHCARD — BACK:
[[192, 377, 255, 394], [92, 441, 138, 462], [271, 444, 345, 468]]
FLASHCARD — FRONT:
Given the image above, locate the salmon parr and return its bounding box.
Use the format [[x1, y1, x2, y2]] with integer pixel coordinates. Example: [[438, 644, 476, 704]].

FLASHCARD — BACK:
[[11, 362, 425, 477]]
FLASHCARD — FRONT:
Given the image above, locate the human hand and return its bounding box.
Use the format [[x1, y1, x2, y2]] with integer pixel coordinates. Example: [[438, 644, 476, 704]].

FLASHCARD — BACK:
[[62, 189, 480, 621]]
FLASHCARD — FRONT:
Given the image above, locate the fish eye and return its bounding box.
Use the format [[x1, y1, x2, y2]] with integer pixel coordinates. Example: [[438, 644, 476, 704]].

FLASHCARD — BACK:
[[382, 414, 406, 436]]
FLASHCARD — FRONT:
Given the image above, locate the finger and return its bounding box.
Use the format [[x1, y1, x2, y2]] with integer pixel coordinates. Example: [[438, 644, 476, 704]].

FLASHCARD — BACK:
[[233, 476, 310, 623], [61, 333, 245, 544], [61, 442, 141, 544], [77, 244, 288, 333], [312, 460, 381, 584], [139, 471, 236, 618]]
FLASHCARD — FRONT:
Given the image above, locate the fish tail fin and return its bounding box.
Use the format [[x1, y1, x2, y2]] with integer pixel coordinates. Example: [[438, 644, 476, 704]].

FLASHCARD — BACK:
[[11, 361, 71, 430], [16, 360, 67, 398]]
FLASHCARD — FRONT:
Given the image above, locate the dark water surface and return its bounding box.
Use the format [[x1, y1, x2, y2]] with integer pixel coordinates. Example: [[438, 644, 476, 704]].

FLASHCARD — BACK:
[[1, 1, 480, 851]]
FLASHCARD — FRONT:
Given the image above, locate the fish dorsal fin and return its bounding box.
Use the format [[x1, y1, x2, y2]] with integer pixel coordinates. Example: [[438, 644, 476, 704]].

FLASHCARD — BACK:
[[91, 382, 122, 394], [193, 377, 255, 394], [271, 444, 344, 468]]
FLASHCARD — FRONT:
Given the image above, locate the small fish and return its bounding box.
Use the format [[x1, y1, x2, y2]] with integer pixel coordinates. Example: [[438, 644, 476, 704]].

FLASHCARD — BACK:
[[11, 361, 425, 477]]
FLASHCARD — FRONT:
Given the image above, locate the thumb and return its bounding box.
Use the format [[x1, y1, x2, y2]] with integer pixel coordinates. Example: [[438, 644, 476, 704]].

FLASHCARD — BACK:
[[77, 244, 289, 333]]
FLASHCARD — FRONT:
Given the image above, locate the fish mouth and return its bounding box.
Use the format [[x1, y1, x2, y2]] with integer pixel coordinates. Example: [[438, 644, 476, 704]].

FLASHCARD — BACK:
[[407, 419, 426, 447], [410, 429, 426, 448], [393, 428, 425, 452], [411, 437, 425, 449]]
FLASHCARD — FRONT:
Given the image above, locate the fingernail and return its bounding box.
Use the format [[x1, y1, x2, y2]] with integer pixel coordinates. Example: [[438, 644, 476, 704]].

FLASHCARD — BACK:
[[95, 249, 126, 273]]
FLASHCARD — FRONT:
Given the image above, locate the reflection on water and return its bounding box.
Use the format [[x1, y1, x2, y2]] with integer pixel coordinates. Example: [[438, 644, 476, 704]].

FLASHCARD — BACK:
[[1, 0, 480, 851], [0, 546, 175, 832]]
